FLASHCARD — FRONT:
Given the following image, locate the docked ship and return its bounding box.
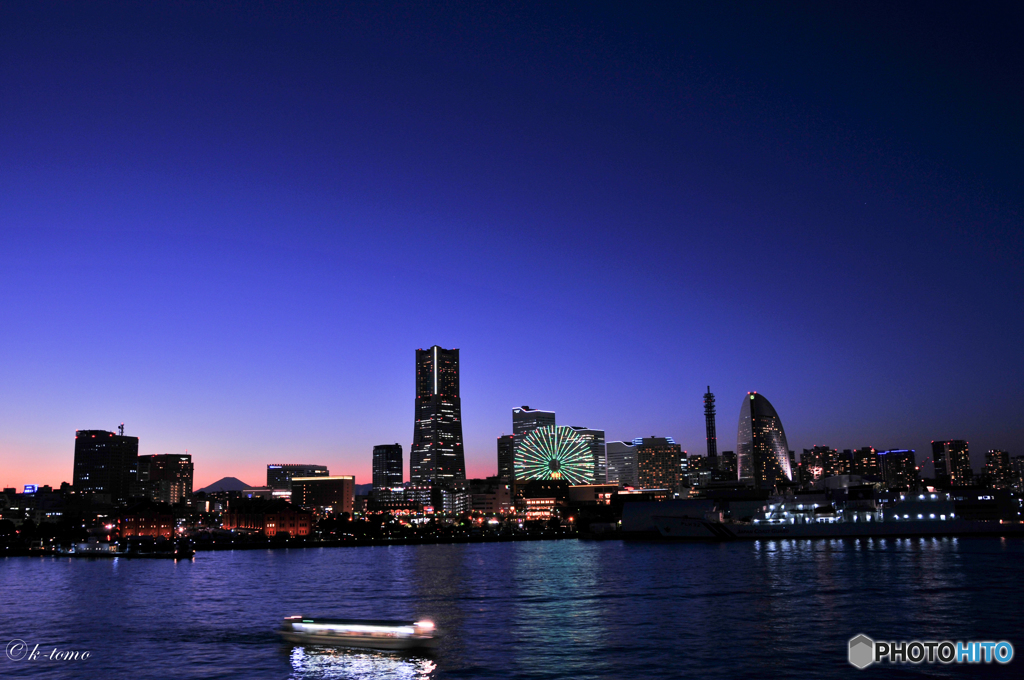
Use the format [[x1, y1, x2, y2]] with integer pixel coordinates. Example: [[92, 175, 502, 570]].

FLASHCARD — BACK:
[[623, 491, 1024, 541], [278, 616, 440, 651]]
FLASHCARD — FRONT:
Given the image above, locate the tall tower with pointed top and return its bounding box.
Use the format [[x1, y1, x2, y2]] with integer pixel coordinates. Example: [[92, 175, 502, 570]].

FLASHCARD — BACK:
[[703, 386, 717, 459], [410, 346, 466, 486]]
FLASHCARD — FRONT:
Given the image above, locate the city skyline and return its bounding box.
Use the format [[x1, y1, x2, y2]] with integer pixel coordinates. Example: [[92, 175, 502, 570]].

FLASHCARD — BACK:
[[3, 369, 1013, 491], [2, 3, 1021, 490]]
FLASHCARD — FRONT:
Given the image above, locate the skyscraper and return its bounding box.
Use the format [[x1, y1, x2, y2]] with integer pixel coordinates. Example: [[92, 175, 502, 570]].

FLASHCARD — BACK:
[[372, 444, 403, 489], [932, 440, 972, 486], [877, 449, 917, 489], [512, 406, 556, 463], [984, 450, 1011, 488], [852, 447, 879, 477], [636, 436, 682, 490], [704, 386, 717, 459], [737, 392, 793, 490], [73, 428, 139, 504], [411, 346, 466, 485], [569, 426, 606, 483], [606, 441, 639, 487], [137, 453, 193, 505], [496, 435, 515, 483]]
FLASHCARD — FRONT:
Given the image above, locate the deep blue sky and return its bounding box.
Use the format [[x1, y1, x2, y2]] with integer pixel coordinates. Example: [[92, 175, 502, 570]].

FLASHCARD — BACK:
[[2, 1, 1021, 488]]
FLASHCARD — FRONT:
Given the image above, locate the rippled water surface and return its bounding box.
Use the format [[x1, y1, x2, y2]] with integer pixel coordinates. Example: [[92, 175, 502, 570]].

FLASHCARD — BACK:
[[2, 538, 1022, 679]]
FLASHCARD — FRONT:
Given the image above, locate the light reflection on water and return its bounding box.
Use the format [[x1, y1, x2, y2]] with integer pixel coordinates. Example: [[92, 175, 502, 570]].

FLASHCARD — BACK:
[[287, 646, 436, 680], [1, 538, 1021, 679]]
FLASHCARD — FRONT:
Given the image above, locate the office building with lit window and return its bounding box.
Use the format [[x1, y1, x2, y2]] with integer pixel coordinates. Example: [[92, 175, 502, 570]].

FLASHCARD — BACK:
[[137, 454, 193, 505], [852, 447, 879, 477], [497, 434, 515, 483], [410, 346, 466, 485], [932, 440, 973, 486], [512, 405, 556, 459], [372, 444, 403, 489], [291, 476, 355, 514], [267, 464, 329, 491], [877, 449, 917, 489], [606, 441, 639, 487], [636, 437, 682, 490], [984, 450, 1011, 488], [73, 429, 139, 504], [737, 392, 793, 491]]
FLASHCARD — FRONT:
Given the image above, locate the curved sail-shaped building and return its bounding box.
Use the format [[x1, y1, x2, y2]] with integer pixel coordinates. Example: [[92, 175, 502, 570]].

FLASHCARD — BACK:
[[737, 392, 792, 490]]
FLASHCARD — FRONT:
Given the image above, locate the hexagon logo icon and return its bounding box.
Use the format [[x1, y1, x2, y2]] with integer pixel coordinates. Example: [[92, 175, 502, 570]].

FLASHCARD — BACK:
[[849, 634, 874, 669]]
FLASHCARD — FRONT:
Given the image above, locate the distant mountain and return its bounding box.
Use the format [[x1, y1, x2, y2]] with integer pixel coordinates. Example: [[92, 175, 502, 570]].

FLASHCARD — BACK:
[[197, 477, 251, 493], [355, 483, 373, 496]]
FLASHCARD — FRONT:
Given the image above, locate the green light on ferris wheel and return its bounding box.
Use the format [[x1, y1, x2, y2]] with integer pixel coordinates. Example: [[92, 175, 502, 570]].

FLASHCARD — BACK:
[[514, 425, 594, 485]]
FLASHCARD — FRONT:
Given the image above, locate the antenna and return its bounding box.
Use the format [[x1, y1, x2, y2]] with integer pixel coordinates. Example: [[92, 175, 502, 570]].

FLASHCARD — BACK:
[[118, 423, 125, 437]]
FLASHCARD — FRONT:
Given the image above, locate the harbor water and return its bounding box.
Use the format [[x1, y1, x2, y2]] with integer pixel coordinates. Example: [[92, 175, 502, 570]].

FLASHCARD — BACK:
[[2, 537, 1022, 679]]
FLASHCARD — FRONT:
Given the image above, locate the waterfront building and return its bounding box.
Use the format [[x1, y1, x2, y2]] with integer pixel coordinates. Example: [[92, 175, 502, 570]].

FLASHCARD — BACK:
[[606, 441, 639, 487], [877, 449, 917, 489], [1013, 456, 1024, 492], [932, 440, 973, 486], [984, 450, 1011, 488], [267, 464, 329, 491], [436, 485, 470, 514], [515, 426, 594, 485], [567, 484, 618, 505], [496, 435, 515, 483], [222, 501, 312, 537], [516, 479, 570, 510], [736, 393, 793, 490], [411, 346, 466, 485], [569, 426, 607, 483], [469, 477, 512, 514], [73, 428, 139, 504], [372, 444, 403, 489], [119, 505, 175, 539], [291, 475, 355, 514], [636, 437, 682, 490], [852, 447, 879, 477], [137, 454, 193, 505]]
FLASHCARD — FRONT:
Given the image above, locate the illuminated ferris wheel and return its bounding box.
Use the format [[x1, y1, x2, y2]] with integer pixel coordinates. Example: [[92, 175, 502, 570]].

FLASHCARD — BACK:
[[514, 425, 594, 485]]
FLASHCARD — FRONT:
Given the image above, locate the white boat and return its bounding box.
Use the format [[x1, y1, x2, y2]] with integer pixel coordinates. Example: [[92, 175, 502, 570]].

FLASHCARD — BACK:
[[278, 616, 440, 651]]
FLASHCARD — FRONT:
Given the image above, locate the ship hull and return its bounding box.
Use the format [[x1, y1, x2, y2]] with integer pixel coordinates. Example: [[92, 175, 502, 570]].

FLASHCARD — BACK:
[[651, 516, 1024, 541], [278, 630, 438, 651]]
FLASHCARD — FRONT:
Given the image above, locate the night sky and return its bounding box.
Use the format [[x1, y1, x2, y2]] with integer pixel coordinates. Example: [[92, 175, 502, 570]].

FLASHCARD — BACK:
[[2, 2, 1021, 490]]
